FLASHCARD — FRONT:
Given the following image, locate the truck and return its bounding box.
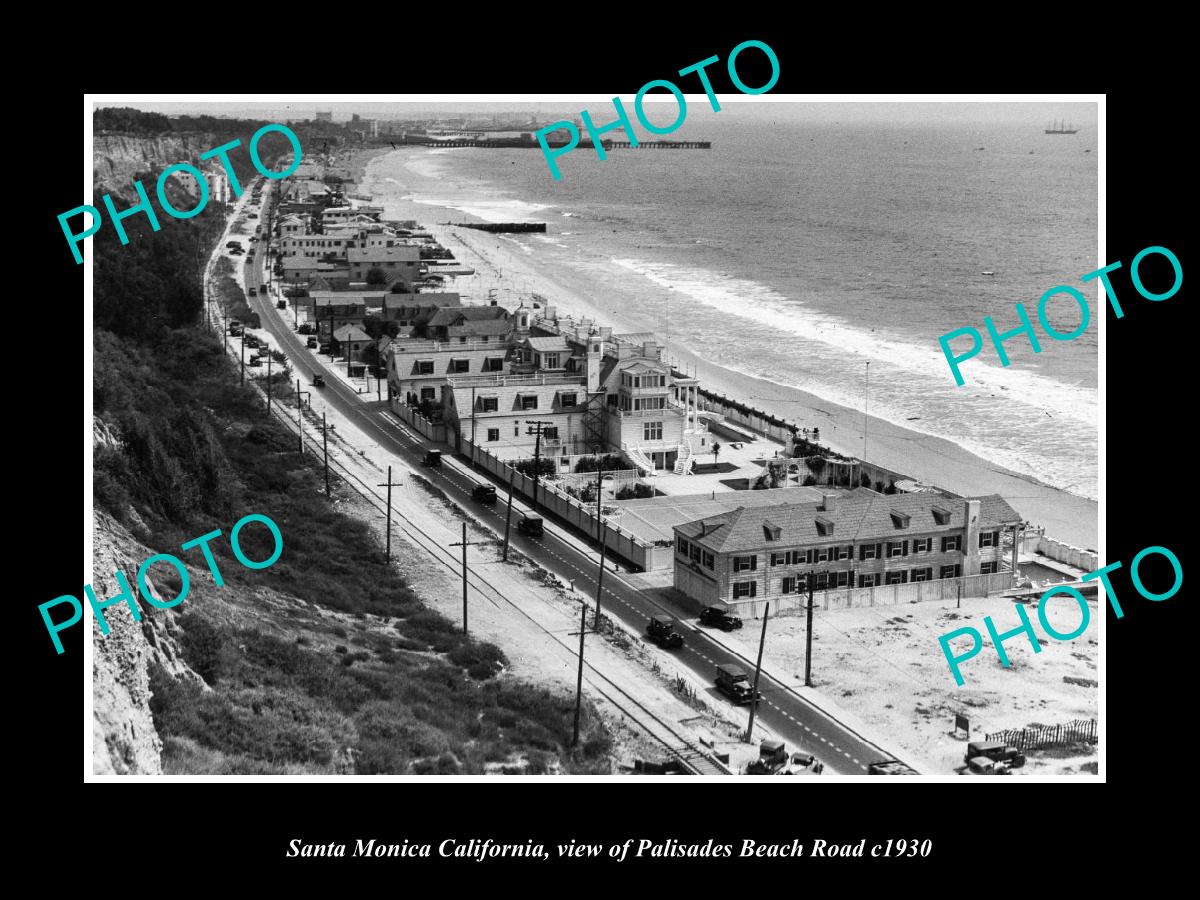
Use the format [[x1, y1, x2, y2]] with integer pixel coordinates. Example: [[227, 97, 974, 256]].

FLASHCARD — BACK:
[[646, 616, 683, 649], [715, 663, 761, 705], [964, 741, 1026, 769]]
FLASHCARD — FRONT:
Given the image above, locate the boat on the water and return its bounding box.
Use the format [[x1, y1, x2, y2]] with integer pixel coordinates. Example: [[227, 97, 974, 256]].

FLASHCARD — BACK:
[[1045, 119, 1078, 134]]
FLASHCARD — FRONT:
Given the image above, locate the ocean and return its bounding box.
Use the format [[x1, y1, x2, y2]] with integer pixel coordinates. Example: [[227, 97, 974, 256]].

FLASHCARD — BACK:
[[361, 104, 1099, 500]]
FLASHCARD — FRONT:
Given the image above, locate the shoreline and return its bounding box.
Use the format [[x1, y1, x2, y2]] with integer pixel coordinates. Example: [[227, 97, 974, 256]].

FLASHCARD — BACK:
[[361, 152, 1098, 550]]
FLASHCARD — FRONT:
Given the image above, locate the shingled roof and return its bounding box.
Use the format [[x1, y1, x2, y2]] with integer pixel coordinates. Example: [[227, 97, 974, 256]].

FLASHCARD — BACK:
[[675, 488, 1022, 554]]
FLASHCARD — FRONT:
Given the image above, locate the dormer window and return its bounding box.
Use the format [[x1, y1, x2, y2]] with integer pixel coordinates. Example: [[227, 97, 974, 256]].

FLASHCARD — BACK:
[[932, 506, 952, 526], [890, 511, 911, 529], [815, 517, 835, 536], [763, 521, 782, 541]]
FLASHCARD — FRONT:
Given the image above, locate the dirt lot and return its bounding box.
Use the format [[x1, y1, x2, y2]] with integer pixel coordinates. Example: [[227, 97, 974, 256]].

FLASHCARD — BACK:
[[714, 591, 1099, 776]]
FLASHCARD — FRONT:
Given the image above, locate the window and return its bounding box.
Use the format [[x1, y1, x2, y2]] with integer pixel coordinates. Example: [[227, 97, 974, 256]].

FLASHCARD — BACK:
[[733, 580, 757, 599], [979, 531, 998, 548], [644, 421, 663, 441], [813, 572, 829, 590], [677, 537, 690, 555], [942, 535, 962, 552], [416, 360, 434, 375], [913, 538, 930, 553], [560, 393, 578, 408], [484, 357, 504, 372], [486, 428, 499, 442], [888, 540, 908, 557], [514, 424, 520, 436], [859, 573, 879, 588], [932, 507, 952, 525], [689, 544, 701, 563], [733, 555, 758, 572], [451, 358, 470, 373], [885, 570, 907, 585], [702, 551, 714, 569], [980, 560, 998, 575], [771, 552, 785, 567], [607, 393, 619, 407], [521, 395, 538, 410], [940, 564, 962, 580], [781, 576, 798, 594], [420, 387, 435, 400], [459, 336, 468, 343], [542, 427, 559, 440], [861, 543, 879, 560], [542, 353, 560, 369], [792, 550, 809, 565], [911, 567, 933, 582], [481, 397, 499, 412], [832, 571, 851, 588], [835, 545, 852, 561], [816, 547, 830, 563]]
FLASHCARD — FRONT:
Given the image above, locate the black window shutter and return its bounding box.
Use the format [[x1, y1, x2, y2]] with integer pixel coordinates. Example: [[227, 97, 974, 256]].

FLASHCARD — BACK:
[[876, 542, 884, 559], [751, 555, 758, 571], [902, 540, 909, 556]]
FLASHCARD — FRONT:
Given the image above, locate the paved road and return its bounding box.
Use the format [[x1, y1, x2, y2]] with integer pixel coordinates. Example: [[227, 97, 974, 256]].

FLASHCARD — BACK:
[[239, 210, 907, 776]]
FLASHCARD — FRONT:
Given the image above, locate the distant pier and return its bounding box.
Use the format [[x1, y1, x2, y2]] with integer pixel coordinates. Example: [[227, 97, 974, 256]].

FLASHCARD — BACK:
[[448, 222, 547, 234], [367, 136, 710, 151], [603, 141, 711, 150]]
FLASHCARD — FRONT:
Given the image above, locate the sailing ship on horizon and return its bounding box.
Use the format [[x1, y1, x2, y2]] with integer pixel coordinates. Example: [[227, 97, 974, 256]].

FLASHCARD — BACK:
[[1045, 118, 1078, 135]]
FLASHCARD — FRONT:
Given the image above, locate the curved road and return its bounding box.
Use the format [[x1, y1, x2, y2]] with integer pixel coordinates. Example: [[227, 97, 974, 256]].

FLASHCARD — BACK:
[[240, 198, 908, 776]]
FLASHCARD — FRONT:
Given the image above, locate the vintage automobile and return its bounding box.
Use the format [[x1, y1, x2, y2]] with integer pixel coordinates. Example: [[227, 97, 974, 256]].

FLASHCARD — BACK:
[[313, 374, 326, 388], [472, 484, 497, 505], [517, 515, 544, 538], [646, 615, 684, 649], [699, 605, 743, 631], [964, 741, 1026, 769], [422, 450, 442, 468]]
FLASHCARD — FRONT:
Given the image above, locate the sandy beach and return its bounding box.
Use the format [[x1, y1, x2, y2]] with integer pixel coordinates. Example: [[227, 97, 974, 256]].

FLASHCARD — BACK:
[[361, 152, 1099, 551]]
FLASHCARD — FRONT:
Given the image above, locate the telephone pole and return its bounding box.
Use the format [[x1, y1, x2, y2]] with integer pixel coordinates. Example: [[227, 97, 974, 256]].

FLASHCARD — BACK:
[[863, 360, 870, 465], [572, 594, 589, 747], [525, 420, 548, 508], [470, 386, 477, 465], [377, 465, 403, 563], [593, 521, 608, 630], [449, 522, 485, 635], [805, 580, 815, 687], [323, 412, 331, 497], [746, 602, 770, 742], [240, 331, 246, 386], [266, 351, 272, 414], [501, 466, 516, 562]]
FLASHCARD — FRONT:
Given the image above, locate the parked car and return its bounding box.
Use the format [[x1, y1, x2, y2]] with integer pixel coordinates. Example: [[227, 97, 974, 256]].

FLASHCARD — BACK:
[[868, 759, 920, 775], [298, 323, 316, 335], [966, 756, 1011, 776], [714, 663, 760, 705], [422, 450, 442, 468], [746, 740, 789, 775], [313, 374, 326, 388], [248, 356, 262, 367], [225, 241, 242, 249], [306, 337, 318, 349], [276, 299, 287, 310], [472, 484, 497, 505], [248, 213, 258, 219], [248, 287, 257, 296], [646, 616, 684, 649], [517, 514, 544, 538], [244, 335, 260, 348], [963, 741, 1025, 769], [249, 236, 258, 242], [230, 248, 244, 255], [699, 605, 743, 631]]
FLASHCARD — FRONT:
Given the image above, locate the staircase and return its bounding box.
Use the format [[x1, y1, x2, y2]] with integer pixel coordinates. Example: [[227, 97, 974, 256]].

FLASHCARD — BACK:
[[625, 446, 658, 476], [673, 442, 695, 475]]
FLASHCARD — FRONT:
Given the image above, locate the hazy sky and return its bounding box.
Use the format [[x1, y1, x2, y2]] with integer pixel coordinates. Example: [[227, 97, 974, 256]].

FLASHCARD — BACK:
[[96, 100, 1099, 128]]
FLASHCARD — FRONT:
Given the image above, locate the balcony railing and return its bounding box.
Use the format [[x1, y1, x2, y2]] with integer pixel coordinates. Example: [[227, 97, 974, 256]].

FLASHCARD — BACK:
[[446, 371, 586, 389], [613, 401, 687, 418]]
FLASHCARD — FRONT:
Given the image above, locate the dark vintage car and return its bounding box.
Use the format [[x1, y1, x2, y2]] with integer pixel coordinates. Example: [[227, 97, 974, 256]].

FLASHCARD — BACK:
[[313, 374, 326, 388], [276, 299, 287, 310], [298, 323, 316, 335], [868, 759, 920, 776], [422, 450, 442, 468], [699, 605, 743, 631], [963, 741, 1025, 769], [646, 615, 684, 649], [517, 515, 543, 538], [472, 484, 497, 505], [306, 337, 318, 349]]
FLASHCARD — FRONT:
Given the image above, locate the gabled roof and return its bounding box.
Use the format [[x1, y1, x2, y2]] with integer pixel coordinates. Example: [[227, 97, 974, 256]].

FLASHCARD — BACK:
[[448, 319, 511, 337], [676, 489, 1022, 554], [427, 306, 509, 327], [620, 360, 666, 375], [333, 325, 371, 342]]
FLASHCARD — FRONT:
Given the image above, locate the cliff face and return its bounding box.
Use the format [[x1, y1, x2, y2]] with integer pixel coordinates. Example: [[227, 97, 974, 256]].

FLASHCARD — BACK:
[[93, 133, 218, 192], [92, 420, 197, 775]]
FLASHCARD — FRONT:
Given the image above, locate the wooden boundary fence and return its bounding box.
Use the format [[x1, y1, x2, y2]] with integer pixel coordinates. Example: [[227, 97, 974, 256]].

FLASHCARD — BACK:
[[985, 718, 1097, 752]]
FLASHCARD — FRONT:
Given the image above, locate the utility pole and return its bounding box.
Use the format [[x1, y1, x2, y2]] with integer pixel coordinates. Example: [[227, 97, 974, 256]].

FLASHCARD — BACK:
[[746, 602, 770, 742], [295, 379, 304, 454], [595, 463, 604, 542], [266, 351, 272, 414], [593, 521, 608, 630], [377, 465, 403, 563], [470, 386, 477, 465], [240, 331, 246, 386], [501, 466, 516, 562], [804, 580, 815, 687], [323, 412, 331, 497], [223, 305, 228, 351], [525, 420, 547, 509], [449, 522, 484, 635], [572, 593, 589, 747]]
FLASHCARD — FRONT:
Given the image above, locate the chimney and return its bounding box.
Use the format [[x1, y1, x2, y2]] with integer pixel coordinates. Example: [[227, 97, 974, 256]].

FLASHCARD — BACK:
[[642, 341, 658, 359], [617, 344, 632, 360], [963, 499, 982, 576], [586, 341, 602, 394], [599, 326, 612, 340], [821, 492, 837, 513]]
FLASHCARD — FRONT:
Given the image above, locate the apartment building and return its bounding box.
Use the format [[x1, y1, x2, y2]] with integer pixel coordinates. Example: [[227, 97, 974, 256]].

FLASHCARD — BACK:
[[673, 489, 1023, 608], [441, 371, 591, 459], [347, 245, 422, 285]]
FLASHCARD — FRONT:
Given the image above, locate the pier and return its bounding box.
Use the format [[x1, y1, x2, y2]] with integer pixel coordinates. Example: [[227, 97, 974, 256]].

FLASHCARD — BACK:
[[365, 136, 710, 151], [448, 222, 547, 234], [603, 141, 711, 150]]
